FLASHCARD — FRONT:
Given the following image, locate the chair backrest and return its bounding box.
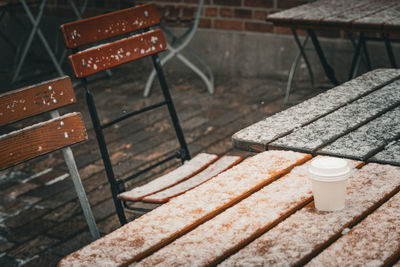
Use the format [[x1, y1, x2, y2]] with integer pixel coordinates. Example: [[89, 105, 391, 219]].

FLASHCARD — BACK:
[[0, 76, 87, 170], [60, 3, 190, 225]]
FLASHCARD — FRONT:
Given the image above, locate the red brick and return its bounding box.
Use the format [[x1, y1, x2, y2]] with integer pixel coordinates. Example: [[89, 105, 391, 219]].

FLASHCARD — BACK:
[[254, 10, 268, 20], [234, 9, 252, 19], [244, 0, 273, 8], [199, 18, 212, 28], [245, 21, 273, 33], [214, 19, 243, 31], [220, 8, 233, 17], [205, 7, 218, 17], [214, 0, 241, 6], [277, 0, 308, 9]]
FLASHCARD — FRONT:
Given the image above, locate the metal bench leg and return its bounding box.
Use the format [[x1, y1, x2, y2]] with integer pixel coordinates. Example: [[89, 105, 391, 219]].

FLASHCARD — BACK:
[[50, 111, 100, 240], [285, 29, 315, 104], [348, 33, 364, 80], [383, 33, 397, 68], [307, 29, 339, 86], [12, 0, 64, 83]]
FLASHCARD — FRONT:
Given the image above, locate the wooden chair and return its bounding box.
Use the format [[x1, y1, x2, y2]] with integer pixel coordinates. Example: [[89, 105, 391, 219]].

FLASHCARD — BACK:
[[60, 3, 241, 225], [0, 76, 100, 240]]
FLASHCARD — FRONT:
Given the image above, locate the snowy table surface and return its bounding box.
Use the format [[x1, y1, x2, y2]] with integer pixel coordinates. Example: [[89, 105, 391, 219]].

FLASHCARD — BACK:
[[59, 150, 400, 266], [233, 69, 400, 166], [267, 0, 400, 32]]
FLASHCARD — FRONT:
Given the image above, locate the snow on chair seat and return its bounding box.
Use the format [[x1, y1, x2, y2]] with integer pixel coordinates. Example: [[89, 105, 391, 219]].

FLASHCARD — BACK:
[[118, 153, 218, 202], [142, 155, 243, 203]]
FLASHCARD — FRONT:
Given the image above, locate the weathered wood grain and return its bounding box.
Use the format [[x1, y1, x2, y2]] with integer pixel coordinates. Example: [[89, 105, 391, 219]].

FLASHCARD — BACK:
[[0, 113, 87, 170], [322, 0, 398, 27], [317, 106, 400, 161], [61, 3, 159, 49], [269, 79, 400, 153], [353, 3, 400, 31], [0, 76, 75, 126], [307, 188, 400, 267], [220, 163, 400, 267], [69, 29, 166, 78], [232, 69, 400, 152], [369, 140, 400, 166]]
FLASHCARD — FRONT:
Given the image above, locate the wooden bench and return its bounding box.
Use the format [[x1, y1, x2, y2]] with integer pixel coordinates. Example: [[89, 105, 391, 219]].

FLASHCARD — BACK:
[[0, 76, 100, 239]]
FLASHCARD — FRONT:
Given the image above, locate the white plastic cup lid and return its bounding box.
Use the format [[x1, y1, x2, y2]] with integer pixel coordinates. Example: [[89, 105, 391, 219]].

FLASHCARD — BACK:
[[308, 156, 351, 181]]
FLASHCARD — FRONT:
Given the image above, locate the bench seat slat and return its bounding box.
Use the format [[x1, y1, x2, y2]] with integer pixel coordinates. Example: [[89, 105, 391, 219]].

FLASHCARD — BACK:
[[142, 155, 243, 203], [118, 153, 219, 202], [0, 76, 75, 126], [220, 163, 400, 266], [137, 158, 361, 267], [369, 139, 400, 166], [61, 3, 159, 49], [58, 151, 310, 266], [0, 112, 87, 170], [69, 29, 166, 78], [308, 189, 400, 266]]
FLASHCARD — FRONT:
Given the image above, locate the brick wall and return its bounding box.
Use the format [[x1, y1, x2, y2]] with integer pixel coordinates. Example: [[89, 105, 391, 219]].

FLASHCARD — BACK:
[[44, 0, 313, 34], [153, 0, 311, 34]]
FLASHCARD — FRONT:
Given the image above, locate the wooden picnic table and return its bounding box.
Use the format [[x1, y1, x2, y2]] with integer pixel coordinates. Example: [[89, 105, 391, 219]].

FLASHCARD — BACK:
[[267, 0, 400, 89], [57, 149, 400, 266]]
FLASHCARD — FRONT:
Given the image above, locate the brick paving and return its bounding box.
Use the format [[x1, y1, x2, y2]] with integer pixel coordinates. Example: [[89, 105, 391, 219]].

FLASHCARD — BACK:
[[0, 60, 320, 266]]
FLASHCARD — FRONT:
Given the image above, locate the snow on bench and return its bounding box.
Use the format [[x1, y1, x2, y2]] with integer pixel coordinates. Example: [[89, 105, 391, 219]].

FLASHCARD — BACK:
[[118, 153, 218, 201], [136, 157, 360, 266], [220, 163, 400, 266], [142, 155, 242, 203], [58, 150, 309, 266]]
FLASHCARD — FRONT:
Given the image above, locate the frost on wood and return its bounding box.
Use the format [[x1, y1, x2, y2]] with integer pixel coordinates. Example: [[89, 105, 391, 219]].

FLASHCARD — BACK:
[[58, 151, 309, 266], [232, 69, 400, 150], [370, 140, 400, 166], [307, 189, 400, 266], [318, 106, 400, 160], [118, 153, 218, 201], [142, 155, 242, 203], [137, 157, 359, 267], [270, 79, 400, 153], [220, 163, 400, 266]]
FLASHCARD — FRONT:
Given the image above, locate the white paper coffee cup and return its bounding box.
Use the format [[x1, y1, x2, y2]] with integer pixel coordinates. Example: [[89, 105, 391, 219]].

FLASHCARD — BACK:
[[308, 156, 351, 212]]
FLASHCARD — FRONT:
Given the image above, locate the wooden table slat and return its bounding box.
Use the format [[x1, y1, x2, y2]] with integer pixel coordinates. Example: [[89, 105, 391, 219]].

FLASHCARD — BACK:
[[58, 151, 310, 266], [307, 188, 400, 266], [317, 105, 400, 161], [269, 79, 400, 153], [369, 139, 400, 166], [353, 3, 400, 31], [232, 69, 400, 152], [220, 163, 400, 266], [321, 0, 398, 27], [293, 0, 371, 25], [136, 158, 361, 267]]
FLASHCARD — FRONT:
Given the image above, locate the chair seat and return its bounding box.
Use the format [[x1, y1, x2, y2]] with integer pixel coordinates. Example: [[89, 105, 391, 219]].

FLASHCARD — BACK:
[[142, 155, 243, 203], [118, 153, 219, 202]]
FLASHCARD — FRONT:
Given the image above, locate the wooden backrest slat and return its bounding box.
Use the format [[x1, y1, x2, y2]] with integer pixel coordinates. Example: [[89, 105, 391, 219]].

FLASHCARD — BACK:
[[0, 112, 87, 170], [69, 29, 166, 78], [61, 3, 160, 49], [0, 76, 76, 126]]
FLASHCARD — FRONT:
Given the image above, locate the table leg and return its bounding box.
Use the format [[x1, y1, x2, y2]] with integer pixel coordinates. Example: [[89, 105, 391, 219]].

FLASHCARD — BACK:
[[285, 29, 315, 104], [307, 29, 339, 86], [348, 33, 363, 80], [360, 34, 372, 71], [383, 33, 397, 68]]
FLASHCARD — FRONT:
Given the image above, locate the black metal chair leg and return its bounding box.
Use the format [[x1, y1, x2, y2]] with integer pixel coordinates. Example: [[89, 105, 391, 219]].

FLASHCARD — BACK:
[[82, 79, 128, 225], [307, 29, 339, 86], [151, 54, 191, 163]]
